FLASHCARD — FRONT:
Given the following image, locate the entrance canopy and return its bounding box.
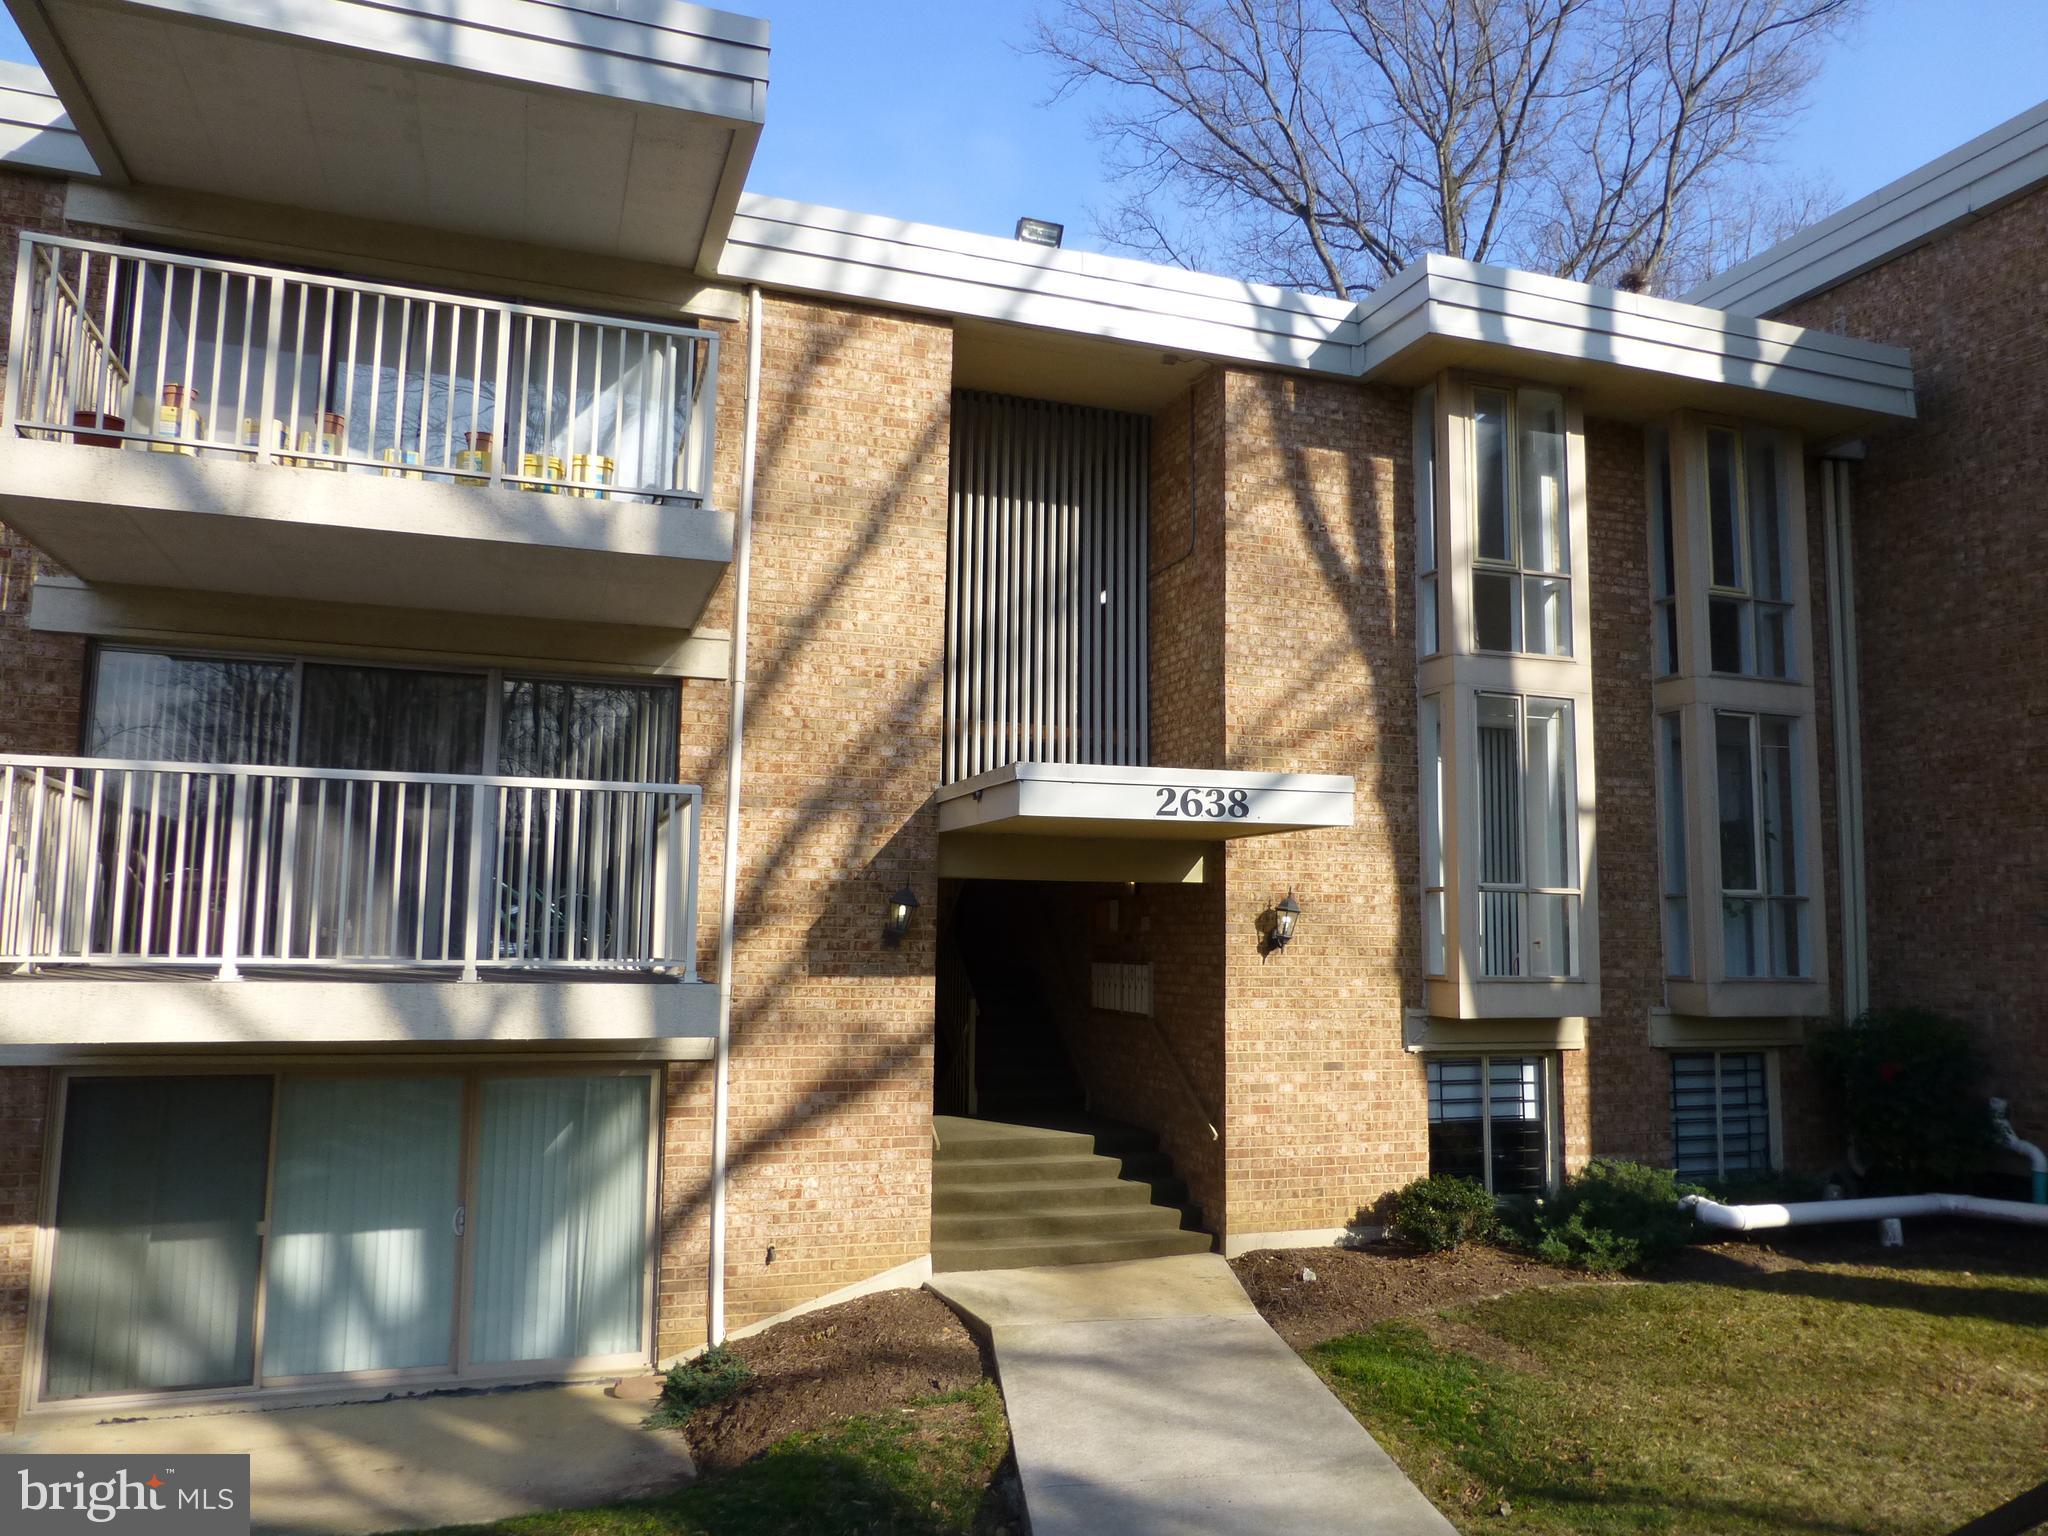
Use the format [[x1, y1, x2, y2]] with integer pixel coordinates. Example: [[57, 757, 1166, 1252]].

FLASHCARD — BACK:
[[936, 762, 1354, 883]]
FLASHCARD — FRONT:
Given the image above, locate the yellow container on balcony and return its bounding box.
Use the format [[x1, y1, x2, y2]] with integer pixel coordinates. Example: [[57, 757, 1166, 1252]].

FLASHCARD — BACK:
[[381, 447, 425, 480], [569, 454, 614, 499], [150, 383, 203, 455], [454, 430, 494, 486], [291, 412, 347, 470], [238, 417, 287, 463], [518, 452, 564, 492]]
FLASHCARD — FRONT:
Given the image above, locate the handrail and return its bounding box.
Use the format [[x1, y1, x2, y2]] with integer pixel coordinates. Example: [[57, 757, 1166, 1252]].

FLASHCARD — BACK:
[[0, 755, 704, 981], [6, 231, 721, 504]]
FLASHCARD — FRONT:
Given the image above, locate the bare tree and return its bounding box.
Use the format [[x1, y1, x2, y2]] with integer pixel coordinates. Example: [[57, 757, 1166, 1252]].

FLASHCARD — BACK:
[[1033, 0, 1860, 297]]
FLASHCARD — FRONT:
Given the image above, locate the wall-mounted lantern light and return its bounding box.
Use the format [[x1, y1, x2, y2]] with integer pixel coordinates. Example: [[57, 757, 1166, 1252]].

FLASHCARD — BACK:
[[883, 886, 920, 947], [1264, 890, 1302, 954]]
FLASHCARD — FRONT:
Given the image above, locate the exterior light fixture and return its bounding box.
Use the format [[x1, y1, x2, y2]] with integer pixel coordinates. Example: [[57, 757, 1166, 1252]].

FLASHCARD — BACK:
[[883, 886, 920, 947], [1266, 891, 1303, 953], [1015, 216, 1064, 249]]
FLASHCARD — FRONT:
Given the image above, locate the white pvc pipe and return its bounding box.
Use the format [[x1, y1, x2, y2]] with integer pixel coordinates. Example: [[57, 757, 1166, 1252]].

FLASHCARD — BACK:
[[708, 284, 764, 1346], [1991, 1097, 2048, 1204], [1686, 1193, 2048, 1232]]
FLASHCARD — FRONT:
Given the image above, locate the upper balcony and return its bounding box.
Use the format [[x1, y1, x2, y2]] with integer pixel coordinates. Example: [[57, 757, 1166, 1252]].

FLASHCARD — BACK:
[[1, 233, 733, 628]]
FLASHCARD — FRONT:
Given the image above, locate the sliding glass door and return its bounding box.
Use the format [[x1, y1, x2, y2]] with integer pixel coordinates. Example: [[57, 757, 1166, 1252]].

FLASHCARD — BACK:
[[44, 1077, 273, 1398], [40, 1069, 656, 1405], [469, 1075, 651, 1366], [261, 1076, 464, 1379]]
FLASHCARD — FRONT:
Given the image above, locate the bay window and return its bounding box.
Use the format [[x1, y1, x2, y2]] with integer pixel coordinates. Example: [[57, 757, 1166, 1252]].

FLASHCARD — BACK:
[[1415, 376, 1597, 1023], [1648, 417, 1827, 1017]]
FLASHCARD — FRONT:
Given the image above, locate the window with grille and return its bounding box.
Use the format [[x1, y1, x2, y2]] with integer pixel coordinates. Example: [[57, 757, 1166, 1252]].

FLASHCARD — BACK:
[[1426, 1055, 1553, 1196], [1670, 1051, 1772, 1180]]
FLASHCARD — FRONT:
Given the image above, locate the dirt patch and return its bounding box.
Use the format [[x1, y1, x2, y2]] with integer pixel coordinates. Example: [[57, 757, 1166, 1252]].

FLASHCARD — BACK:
[[1232, 1242, 1616, 1350], [683, 1288, 994, 1474]]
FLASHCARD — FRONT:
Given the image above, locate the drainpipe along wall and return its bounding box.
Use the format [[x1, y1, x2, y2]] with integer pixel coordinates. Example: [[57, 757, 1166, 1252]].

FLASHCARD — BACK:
[[709, 284, 764, 1346]]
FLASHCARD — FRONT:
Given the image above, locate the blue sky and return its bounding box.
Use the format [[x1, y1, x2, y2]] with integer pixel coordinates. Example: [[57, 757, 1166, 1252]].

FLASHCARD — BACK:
[[7, 0, 2045, 260]]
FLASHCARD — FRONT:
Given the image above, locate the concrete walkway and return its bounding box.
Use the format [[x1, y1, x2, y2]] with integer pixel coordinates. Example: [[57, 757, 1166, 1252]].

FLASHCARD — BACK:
[[931, 1253, 1455, 1536], [1, 1381, 694, 1535]]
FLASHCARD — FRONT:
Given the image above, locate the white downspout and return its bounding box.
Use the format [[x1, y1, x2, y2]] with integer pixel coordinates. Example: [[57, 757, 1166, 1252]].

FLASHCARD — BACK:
[[709, 284, 764, 1346], [1821, 454, 1869, 1019]]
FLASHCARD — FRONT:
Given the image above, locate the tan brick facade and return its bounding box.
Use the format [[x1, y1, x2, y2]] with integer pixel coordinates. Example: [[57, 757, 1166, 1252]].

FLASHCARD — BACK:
[[1774, 185, 2048, 1122]]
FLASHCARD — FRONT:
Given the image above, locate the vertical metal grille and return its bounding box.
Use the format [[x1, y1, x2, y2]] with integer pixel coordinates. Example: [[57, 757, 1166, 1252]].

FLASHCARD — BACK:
[[945, 391, 1149, 782]]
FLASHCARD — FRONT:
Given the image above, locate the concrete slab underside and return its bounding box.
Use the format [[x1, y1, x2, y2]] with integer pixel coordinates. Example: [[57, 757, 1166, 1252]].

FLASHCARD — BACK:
[[931, 1254, 1454, 1536], [1, 1382, 694, 1535]]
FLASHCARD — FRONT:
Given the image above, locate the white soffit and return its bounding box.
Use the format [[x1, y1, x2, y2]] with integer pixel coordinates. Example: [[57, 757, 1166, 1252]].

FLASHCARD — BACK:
[[1688, 96, 2048, 318], [936, 762, 1356, 841], [6, 0, 769, 266], [0, 58, 93, 174]]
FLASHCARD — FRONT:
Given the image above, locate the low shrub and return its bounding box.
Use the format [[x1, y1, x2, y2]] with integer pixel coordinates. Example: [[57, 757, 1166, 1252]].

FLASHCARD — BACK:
[[1389, 1173, 1499, 1252], [647, 1343, 751, 1428], [1811, 1008, 1997, 1193], [1512, 1159, 1699, 1274]]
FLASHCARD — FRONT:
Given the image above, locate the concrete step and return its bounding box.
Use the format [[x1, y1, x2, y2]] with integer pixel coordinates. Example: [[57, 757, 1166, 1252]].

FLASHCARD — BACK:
[[934, 1203, 1194, 1244], [932, 1227, 1215, 1273], [937, 1153, 1129, 1187], [934, 1176, 1164, 1214], [934, 1125, 1102, 1162]]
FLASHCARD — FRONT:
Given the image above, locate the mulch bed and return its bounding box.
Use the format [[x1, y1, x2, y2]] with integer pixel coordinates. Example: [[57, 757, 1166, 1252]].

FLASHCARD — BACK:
[[684, 1288, 995, 1473], [1231, 1241, 1616, 1350]]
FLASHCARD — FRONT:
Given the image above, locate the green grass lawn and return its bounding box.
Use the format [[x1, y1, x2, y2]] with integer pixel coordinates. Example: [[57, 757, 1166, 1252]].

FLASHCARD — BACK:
[[393, 1383, 1011, 1536], [1314, 1252, 2048, 1534]]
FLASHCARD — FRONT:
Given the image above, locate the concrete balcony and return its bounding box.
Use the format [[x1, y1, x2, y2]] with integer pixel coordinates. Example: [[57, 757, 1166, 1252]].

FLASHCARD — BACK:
[[1, 233, 733, 627], [0, 754, 718, 1058]]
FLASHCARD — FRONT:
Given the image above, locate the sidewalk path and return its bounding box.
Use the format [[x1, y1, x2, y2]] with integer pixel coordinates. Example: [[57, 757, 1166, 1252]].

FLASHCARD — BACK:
[[930, 1253, 1455, 1536]]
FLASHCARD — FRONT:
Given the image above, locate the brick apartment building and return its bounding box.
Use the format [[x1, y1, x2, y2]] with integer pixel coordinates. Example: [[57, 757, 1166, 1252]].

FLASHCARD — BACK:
[[0, 0, 2037, 1434]]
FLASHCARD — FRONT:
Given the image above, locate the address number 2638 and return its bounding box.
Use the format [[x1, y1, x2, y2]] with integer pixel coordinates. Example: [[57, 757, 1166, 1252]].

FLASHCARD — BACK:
[[1153, 786, 1252, 819]]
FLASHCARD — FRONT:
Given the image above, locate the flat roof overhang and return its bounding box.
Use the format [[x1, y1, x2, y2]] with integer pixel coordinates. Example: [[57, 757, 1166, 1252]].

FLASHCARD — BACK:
[[1357, 257, 1917, 436], [9, 0, 769, 270], [0, 436, 734, 628], [936, 763, 1355, 882]]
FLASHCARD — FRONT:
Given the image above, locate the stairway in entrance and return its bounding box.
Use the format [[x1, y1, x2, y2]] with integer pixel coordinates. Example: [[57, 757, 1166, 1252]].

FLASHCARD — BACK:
[[932, 1115, 1214, 1272]]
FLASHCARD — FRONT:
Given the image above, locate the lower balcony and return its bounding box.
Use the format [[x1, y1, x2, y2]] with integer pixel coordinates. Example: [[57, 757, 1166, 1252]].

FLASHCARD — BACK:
[[0, 754, 716, 1057]]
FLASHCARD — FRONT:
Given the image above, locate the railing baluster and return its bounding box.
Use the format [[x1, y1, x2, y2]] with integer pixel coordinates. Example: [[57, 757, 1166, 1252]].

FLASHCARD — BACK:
[[363, 780, 381, 958], [681, 792, 700, 980], [566, 787, 583, 961], [438, 784, 457, 960], [336, 779, 355, 958], [515, 784, 534, 962], [413, 779, 432, 962], [166, 772, 191, 958], [388, 780, 405, 958], [19, 769, 45, 956], [196, 775, 218, 960], [256, 274, 285, 465], [218, 772, 249, 980], [490, 311, 511, 490], [307, 780, 327, 962], [460, 782, 486, 981], [280, 778, 300, 960], [79, 770, 102, 959]]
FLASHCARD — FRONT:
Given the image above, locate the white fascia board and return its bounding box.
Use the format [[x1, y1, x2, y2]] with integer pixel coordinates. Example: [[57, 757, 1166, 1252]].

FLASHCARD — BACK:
[[108, 0, 770, 121], [1688, 97, 2048, 317], [720, 194, 1365, 373], [1360, 255, 1916, 419], [0, 59, 95, 175], [935, 761, 1356, 839]]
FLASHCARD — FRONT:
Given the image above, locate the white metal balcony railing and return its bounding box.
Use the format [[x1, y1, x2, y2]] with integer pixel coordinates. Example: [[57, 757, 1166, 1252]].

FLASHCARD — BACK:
[[0, 757, 703, 981], [4, 233, 719, 503]]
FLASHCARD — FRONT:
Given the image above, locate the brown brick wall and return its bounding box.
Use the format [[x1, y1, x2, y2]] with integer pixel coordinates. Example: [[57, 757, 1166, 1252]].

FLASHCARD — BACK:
[[1774, 185, 2048, 1122], [1213, 369, 1426, 1236], [696, 294, 951, 1332], [0, 1069, 49, 1434]]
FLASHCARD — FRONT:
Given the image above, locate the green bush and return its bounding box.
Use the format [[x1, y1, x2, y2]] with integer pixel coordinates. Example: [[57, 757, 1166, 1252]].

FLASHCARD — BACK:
[[1512, 1159, 1699, 1274], [1811, 1008, 1997, 1193], [1389, 1173, 1499, 1252], [647, 1343, 752, 1428]]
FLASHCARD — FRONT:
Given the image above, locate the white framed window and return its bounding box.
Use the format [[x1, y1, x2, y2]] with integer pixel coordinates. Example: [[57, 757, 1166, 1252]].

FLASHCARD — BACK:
[[1426, 1054, 1556, 1195], [1714, 712, 1808, 979], [1416, 387, 1440, 657], [1469, 387, 1571, 657], [1648, 428, 1678, 677], [1476, 693, 1579, 979], [1703, 427, 1794, 680], [1657, 712, 1691, 978], [1420, 693, 1447, 976], [1670, 1050, 1774, 1179]]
